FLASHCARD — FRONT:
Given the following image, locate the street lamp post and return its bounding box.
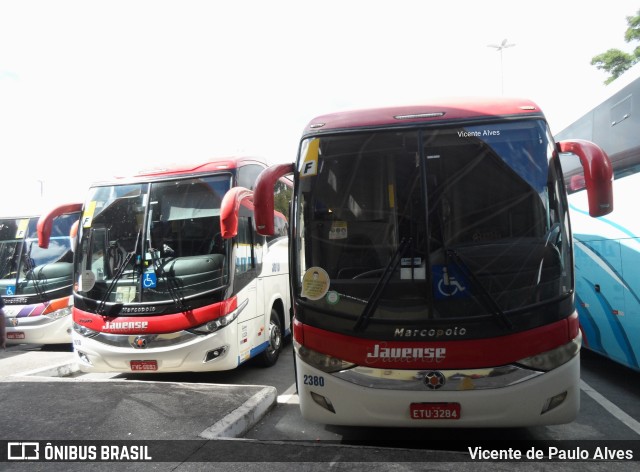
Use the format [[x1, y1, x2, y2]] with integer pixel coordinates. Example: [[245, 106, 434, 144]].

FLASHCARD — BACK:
[[488, 39, 515, 95]]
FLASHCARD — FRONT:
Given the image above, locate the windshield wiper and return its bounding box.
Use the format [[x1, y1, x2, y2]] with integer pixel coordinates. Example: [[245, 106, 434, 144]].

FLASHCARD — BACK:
[[97, 231, 141, 315], [446, 249, 513, 330], [24, 242, 47, 302], [148, 250, 187, 311], [353, 237, 411, 331], [0, 242, 18, 282]]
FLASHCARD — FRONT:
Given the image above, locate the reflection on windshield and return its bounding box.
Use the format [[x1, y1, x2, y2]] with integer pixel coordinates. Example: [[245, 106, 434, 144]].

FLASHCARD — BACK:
[[75, 176, 232, 310], [295, 120, 571, 323]]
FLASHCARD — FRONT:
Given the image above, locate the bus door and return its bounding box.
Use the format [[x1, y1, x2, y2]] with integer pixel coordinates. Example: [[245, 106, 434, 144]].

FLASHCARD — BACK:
[[233, 204, 265, 362]]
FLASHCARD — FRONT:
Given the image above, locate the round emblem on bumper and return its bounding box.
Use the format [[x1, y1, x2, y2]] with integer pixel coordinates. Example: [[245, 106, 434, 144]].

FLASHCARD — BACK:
[[424, 371, 446, 390]]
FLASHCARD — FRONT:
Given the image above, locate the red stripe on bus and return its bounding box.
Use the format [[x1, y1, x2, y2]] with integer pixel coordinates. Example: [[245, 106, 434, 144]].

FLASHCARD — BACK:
[[294, 313, 579, 369], [73, 296, 238, 334]]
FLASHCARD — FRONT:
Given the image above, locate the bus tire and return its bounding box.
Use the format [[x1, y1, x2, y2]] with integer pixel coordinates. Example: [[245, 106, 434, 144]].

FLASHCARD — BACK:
[[258, 308, 283, 367]]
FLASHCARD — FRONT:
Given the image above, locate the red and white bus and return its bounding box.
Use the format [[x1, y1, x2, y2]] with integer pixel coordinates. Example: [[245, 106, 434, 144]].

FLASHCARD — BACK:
[[2, 206, 81, 345], [38, 157, 291, 372], [253, 98, 613, 427]]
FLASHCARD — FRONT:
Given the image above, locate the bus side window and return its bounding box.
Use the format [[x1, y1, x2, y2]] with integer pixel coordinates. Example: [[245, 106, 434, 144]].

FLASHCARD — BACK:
[[235, 216, 263, 276], [235, 216, 252, 275], [266, 214, 288, 244], [237, 164, 264, 190]]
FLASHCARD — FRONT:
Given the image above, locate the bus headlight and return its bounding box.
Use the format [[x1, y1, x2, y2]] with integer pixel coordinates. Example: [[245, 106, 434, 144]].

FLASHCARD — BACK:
[[73, 322, 99, 338], [295, 340, 356, 373], [43, 306, 73, 321], [189, 299, 249, 335], [517, 332, 581, 371]]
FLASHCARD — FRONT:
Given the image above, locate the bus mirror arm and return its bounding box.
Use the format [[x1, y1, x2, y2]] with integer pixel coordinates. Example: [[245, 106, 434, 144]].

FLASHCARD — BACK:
[[220, 187, 254, 239], [37, 203, 83, 249], [557, 140, 614, 217], [254, 163, 295, 236]]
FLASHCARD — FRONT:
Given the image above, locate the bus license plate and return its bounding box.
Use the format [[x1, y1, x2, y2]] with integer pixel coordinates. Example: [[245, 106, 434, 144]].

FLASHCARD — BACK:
[[130, 360, 158, 371], [7, 332, 25, 340], [410, 402, 460, 420]]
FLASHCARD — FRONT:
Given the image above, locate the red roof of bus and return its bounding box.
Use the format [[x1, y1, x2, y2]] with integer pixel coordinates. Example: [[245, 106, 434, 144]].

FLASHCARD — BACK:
[[304, 97, 544, 133], [131, 156, 267, 177], [94, 156, 268, 185]]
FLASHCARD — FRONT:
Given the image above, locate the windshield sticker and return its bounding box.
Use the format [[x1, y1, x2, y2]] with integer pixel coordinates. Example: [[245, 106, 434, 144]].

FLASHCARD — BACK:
[[432, 265, 470, 299], [401, 257, 426, 280], [5, 285, 16, 296], [457, 129, 501, 138], [15, 219, 29, 239], [80, 270, 96, 292], [301, 267, 330, 300], [325, 291, 340, 305], [329, 221, 348, 240], [142, 272, 157, 289], [82, 201, 97, 228], [116, 286, 136, 303], [299, 138, 320, 178], [401, 257, 422, 267]]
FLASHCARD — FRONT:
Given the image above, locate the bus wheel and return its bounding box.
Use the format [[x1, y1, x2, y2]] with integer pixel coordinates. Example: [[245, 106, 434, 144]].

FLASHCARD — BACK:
[[258, 309, 283, 367]]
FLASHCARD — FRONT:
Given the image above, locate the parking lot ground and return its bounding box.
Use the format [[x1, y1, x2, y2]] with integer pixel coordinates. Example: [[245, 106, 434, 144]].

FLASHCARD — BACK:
[[0, 344, 276, 440]]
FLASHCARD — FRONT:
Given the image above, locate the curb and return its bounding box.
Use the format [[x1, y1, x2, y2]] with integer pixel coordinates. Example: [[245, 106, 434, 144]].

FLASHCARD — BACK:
[[19, 362, 80, 378], [199, 386, 278, 438]]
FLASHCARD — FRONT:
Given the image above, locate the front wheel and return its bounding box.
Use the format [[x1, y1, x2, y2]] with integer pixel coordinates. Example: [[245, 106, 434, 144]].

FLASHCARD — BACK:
[[257, 309, 282, 367]]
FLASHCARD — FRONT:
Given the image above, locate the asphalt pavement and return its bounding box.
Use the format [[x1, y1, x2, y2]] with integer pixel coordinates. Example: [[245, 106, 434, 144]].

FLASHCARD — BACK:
[[1, 345, 636, 471], [0, 344, 277, 441]]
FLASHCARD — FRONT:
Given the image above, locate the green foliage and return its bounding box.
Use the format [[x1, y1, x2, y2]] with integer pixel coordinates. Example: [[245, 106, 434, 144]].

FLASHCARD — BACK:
[[274, 190, 290, 220], [591, 9, 640, 83]]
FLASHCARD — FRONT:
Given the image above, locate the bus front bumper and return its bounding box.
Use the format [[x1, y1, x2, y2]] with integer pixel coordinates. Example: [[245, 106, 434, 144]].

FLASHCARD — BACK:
[[70, 326, 256, 373], [295, 354, 580, 428], [5, 315, 73, 345]]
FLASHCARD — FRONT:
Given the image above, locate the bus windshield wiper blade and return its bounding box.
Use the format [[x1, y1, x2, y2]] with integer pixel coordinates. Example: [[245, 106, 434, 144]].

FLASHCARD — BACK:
[[149, 251, 187, 311], [446, 249, 513, 330], [97, 231, 141, 315], [24, 242, 46, 301], [353, 237, 411, 331], [0, 241, 19, 284]]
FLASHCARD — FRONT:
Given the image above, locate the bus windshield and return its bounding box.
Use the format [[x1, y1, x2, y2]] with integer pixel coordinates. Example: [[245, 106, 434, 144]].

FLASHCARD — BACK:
[[1, 215, 76, 297], [76, 175, 232, 310], [295, 119, 571, 326]]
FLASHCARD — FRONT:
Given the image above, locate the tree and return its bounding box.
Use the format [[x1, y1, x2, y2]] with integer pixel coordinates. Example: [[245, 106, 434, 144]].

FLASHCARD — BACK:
[[591, 9, 640, 84]]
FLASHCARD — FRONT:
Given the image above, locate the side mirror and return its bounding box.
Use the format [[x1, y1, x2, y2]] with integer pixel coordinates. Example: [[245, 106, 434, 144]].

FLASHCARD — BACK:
[[557, 140, 613, 217], [220, 187, 254, 239], [37, 203, 83, 249], [253, 163, 295, 236], [69, 219, 79, 253]]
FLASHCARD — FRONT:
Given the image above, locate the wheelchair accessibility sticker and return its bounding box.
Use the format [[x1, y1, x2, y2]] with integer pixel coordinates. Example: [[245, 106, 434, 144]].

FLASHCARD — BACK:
[[432, 265, 469, 299], [143, 272, 157, 289]]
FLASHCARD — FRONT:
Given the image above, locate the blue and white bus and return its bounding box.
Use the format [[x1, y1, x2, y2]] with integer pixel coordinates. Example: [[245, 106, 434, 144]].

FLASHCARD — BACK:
[[557, 66, 640, 372]]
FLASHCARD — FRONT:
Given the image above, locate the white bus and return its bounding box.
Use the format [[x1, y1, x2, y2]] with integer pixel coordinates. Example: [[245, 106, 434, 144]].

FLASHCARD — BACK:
[[38, 157, 292, 372], [2, 205, 81, 344], [253, 98, 613, 427]]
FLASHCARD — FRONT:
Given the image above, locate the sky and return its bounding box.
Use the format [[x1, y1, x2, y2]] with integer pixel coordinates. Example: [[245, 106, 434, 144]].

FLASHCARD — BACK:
[[0, 0, 637, 215]]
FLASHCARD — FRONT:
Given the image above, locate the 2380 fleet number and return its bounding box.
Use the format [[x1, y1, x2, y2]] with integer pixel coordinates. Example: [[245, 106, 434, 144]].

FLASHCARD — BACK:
[[303, 375, 325, 387]]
